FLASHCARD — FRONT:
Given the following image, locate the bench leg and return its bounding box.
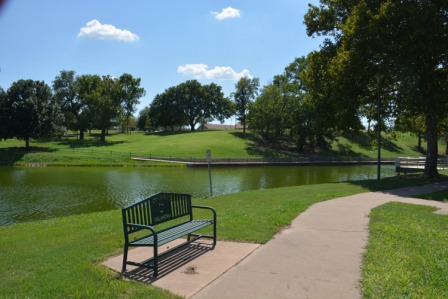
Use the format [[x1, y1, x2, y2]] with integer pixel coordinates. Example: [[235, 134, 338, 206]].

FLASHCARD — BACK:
[[153, 245, 159, 277], [121, 244, 129, 274]]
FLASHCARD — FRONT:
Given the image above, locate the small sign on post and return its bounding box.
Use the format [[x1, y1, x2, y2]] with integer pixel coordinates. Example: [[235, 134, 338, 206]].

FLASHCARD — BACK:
[[206, 149, 212, 162], [206, 149, 213, 197]]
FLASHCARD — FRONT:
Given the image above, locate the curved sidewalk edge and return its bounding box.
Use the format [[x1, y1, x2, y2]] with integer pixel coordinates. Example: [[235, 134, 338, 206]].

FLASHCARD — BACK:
[[192, 182, 448, 299]]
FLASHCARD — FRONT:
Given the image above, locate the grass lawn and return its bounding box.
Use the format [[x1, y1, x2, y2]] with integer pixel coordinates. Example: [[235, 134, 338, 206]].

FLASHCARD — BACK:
[[0, 130, 445, 166], [362, 202, 448, 298], [1, 175, 447, 298], [414, 189, 448, 203]]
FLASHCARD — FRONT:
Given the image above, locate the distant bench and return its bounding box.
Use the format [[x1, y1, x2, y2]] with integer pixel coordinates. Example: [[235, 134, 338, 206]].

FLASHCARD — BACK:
[[121, 193, 217, 277]]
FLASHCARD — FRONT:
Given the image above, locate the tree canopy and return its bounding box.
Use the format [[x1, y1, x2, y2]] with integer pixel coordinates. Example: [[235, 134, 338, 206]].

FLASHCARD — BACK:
[[2, 79, 64, 149], [303, 0, 448, 178], [233, 77, 260, 133], [150, 80, 234, 131]]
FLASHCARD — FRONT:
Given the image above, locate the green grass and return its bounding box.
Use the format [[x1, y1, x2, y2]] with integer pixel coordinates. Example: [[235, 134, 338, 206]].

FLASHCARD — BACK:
[[1, 175, 446, 298], [414, 189, 448, 203], [362, 202, 448, 298], [0, 130, 445, 166]]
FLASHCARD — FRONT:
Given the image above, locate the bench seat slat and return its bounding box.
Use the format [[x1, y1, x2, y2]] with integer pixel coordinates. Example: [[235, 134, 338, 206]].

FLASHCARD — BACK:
[[129, 219, 213, 246]]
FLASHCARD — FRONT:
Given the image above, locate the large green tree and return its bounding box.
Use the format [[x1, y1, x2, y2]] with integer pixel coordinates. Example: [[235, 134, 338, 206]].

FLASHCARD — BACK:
[[248, 84, 286, 147], [76, 74, 144, 142], [117, 73, 145, 134], [0, 86, 12, 140], [150, 80, 234, 131], [137, 106, 151, 131], [76, 75, 114, 142], [304, 0, 448, 178], [233, 77, 260, 133], [52, 70, 90, 140], [150, 87, 185, 131], [4, 79, 64, 149]]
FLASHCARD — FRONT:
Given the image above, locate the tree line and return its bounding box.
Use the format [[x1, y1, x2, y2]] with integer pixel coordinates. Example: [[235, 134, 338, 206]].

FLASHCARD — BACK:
[[222, 1, 447, 179], [1, 1, 446, 178], [0, 71, 145, 147]]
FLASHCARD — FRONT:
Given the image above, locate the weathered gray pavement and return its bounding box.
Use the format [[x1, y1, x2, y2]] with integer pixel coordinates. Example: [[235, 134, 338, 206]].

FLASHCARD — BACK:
[[192, 183, 448, 299]]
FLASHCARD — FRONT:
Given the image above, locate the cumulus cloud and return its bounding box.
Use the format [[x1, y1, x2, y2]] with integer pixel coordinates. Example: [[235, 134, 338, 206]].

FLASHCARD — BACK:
[[211, 7, 241, 21], [178, 64, 252, 81], [77, 19, 139, 42]]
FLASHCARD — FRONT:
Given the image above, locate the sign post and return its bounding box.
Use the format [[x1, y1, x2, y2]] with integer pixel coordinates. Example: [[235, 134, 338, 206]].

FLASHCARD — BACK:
[[206, 149, 213, 197]]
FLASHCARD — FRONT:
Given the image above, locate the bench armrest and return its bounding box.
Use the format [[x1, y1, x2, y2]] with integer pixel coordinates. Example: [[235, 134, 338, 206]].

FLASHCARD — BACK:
[[125, 223, 157, 235], [191, 205, 217, 221]]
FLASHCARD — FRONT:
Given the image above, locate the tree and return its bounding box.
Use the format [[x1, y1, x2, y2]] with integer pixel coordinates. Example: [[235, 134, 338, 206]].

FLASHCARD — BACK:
[[76, 75, 120, 142], [234, 77, 260, 133], [53, 70, 90, 140], [304, 0, 448, 178], [5, 79, 64, 149], [150, 80, 234, 131], [137, 106, 151, 131], [248, 84, 286, 148], [150, 87, 185, 131], [0, 86, 12, 140], [117, 73, 145, 134]]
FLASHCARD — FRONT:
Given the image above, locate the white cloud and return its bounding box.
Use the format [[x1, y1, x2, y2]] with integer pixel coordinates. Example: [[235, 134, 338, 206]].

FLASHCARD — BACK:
[[211, 7, 241, 21], [77, 19, 139, 42], [178, 64, 252, 81]]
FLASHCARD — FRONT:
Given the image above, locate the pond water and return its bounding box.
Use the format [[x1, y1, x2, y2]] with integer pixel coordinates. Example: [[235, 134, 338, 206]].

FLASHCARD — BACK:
[[0, 164, 395, 226]]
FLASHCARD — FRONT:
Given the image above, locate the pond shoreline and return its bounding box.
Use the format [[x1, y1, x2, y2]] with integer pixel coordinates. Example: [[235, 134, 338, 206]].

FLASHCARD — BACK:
[[132, 157, 396, 167]]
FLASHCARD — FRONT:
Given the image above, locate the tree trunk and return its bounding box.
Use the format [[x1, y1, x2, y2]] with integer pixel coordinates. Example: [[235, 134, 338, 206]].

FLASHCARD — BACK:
[[242, 114, 246, 134], [423, 107, 439, 178], [100, 128, 106, 143], [79, 130, 85, 141], [417, 132, 422, 152], [25, 136, 30, 150], [445, 133, 448, 155]]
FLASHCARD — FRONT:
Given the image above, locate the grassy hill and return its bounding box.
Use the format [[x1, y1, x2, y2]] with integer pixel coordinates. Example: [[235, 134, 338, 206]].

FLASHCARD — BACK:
[[0, 129, 445, 166]]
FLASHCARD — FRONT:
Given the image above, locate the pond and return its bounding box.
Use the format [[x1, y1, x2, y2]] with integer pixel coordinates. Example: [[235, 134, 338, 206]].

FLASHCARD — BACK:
[[0, 164, 395, 226]]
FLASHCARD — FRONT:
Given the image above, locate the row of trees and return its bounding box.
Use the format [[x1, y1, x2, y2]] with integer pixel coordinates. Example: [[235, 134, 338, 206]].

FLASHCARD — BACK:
[[236, 1, 448, 178], [0, 71, 145, 147], [301, 0, 447, 178]]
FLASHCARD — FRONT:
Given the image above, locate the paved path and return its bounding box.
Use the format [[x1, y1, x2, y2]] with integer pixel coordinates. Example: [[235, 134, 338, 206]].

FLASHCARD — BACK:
[[192, 183, 448, 299]]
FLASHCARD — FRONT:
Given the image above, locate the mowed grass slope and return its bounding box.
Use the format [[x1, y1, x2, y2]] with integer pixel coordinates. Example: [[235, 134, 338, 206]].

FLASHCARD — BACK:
[[0, 129, 445, 166]]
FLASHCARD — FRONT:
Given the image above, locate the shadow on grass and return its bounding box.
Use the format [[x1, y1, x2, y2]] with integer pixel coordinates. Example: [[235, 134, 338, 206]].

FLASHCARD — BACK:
[[52, 139, 126, 149], [0, 146, 56, 165], [341, 131, 404, 153], [347, 174, 448, 193], [410, 145, 426, 155], [334, 143, 370, 158], [229, 132, 298, 158]]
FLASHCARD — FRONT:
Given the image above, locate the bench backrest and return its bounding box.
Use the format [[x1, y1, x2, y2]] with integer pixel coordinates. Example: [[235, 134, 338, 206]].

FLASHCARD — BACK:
[[122, 193, 192, 233]]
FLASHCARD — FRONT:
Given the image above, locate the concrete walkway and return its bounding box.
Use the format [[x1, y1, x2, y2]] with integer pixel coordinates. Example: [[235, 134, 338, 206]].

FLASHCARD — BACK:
[[193, 182, 448, 299], [104, 183, 448, 298]]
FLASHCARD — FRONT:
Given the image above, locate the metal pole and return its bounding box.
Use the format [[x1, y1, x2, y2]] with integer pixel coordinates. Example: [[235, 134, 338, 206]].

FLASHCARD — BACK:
[[208, 162, 213, 197], [377, 76, 381, 180], [206, 149, 213, 197]]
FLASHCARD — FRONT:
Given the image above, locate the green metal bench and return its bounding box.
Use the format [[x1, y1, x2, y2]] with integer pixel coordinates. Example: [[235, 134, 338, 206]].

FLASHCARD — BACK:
[[121, 192, 217, 277]]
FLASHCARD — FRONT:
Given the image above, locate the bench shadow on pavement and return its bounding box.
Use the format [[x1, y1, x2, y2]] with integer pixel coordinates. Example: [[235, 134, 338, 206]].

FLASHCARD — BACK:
[[123, 241, 213, 284]]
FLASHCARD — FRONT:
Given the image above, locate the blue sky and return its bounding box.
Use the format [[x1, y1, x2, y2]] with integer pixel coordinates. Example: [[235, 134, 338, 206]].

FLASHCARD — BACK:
[[0, 0, 323, 118]]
